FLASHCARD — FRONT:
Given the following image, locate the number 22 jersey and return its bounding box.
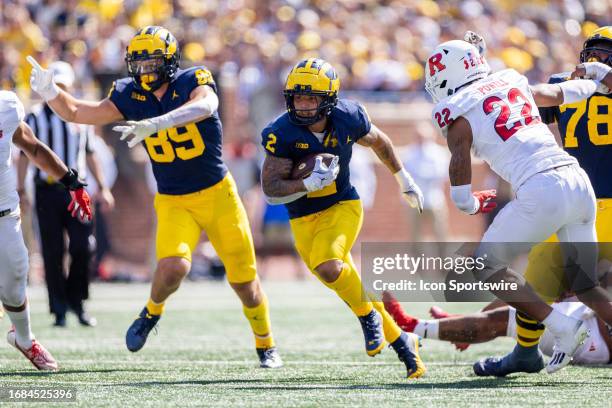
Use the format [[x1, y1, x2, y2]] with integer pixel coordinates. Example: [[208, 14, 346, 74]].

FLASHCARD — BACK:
[[432, 69, 576, 190], [109, 66, 228, 195]]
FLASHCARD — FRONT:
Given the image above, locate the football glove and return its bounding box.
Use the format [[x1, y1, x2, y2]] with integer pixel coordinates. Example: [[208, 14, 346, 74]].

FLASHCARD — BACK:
[[27, 56, 60, 101], [464, 31, 487, 56], [59, 169, 92, 221], [394, 169, 424, 213], [473, 189, 497, 214], [303, 156, 340, 192], [571, 62, 611, 94], [113, 120, 158, 148]]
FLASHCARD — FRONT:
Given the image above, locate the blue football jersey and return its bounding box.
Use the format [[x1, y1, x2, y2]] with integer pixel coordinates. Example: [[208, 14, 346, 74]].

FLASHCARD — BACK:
[[109, 66, 228, 195], [261, 99, 371, 219], [539, 73, 612, 199]]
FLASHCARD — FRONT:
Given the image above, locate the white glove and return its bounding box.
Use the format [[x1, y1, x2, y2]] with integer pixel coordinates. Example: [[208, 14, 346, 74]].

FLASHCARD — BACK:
[[27, 56, 60, 101], [113, 120, 158, 148], [394, 168, 424, 213], [581, 62, 612, 81], [583, 62, 611, 94], [464, 31, 487, 56], [303, 156, 340, 192]]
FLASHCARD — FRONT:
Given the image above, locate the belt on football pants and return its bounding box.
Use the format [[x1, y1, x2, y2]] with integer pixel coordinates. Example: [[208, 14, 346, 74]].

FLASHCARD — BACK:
[[0, 209, 11, 218]]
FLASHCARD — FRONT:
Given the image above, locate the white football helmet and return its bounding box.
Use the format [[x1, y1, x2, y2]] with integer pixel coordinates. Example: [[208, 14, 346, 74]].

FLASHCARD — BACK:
[[424, 40, 491, 103]]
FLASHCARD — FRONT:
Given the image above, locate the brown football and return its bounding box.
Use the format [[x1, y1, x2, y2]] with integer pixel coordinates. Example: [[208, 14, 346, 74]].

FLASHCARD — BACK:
[[290, 153, 336, 180]]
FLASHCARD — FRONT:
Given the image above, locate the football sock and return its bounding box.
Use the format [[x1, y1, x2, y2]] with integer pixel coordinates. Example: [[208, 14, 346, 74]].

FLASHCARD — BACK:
[[515, 311, 545, 348], [322, 263, 372, 317], [414, 320, 439, 340], [5, 302, 34, 349], [146, 298, 165, 316], [243, 295, 275, 349], [370, 296, 402, 343]]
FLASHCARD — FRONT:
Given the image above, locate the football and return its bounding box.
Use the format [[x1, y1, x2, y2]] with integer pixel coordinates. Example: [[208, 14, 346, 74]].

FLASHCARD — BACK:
[[290, 153, 336, 180]]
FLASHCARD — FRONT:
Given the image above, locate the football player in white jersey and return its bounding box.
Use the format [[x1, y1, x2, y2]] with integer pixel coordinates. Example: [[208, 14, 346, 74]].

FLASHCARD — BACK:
[[383, 292, 612, 366], [425, 34, 612, 375], [0, 91, 92, 371]]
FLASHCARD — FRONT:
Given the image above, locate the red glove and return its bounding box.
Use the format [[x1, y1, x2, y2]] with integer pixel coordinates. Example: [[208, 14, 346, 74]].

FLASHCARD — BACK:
[[473, 189, 497, 214], [68, 188, 92, 222], [60, 169, 92, 222]]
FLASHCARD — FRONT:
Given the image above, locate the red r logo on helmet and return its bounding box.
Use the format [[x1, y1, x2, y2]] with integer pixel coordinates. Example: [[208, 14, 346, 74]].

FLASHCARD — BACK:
[[428, 53, 446, 76]]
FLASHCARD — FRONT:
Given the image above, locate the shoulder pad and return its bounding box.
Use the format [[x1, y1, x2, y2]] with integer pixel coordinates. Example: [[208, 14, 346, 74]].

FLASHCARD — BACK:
[[0, 90, 25, 125]]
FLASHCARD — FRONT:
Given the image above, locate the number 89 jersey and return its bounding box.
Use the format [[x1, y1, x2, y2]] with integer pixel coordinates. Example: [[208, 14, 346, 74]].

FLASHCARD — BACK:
[[432, 68, 576, 190], [540, 73, 612, 199], [109, 66, 228, 195]]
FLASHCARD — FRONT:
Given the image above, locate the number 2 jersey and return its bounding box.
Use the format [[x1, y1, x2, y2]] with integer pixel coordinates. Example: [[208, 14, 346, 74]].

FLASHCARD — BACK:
[[432, 69, 576, 190], [540, 73, 611, 199], [0, 91, 25, 210], [109, 66, 228, 195]]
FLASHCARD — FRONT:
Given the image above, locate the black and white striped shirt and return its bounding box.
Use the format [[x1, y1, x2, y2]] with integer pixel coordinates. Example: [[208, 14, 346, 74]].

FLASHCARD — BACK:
[[25, 104, 92, 183]]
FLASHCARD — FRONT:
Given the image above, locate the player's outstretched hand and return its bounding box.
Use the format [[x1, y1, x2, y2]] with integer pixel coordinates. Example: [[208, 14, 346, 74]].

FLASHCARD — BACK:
[[571, 62, 611, 94], [473, 189, 497, 214], [303, 156, 339, 192], [464, 31, 486, 56], [68, 188, 92, 222], [27, 56, 60, 101], [395, 169, 424, 213], [113, 120, 158, 148]]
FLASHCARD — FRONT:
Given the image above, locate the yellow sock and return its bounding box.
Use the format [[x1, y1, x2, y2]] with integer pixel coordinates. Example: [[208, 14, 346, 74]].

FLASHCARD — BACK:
[[516, 311, 545, 347], [321, 263, 372, 317], [369, 294, 402, 343], [146, 298, 165, 316], [243, 295, 275, 349]]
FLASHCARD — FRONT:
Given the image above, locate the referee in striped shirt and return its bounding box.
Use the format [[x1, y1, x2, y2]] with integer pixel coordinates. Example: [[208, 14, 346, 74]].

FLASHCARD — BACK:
[[17, 61, 114, 328]]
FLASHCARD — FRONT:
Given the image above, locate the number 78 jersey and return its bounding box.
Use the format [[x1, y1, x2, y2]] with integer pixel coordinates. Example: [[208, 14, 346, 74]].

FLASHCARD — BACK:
[[432, 69, 577, 190]]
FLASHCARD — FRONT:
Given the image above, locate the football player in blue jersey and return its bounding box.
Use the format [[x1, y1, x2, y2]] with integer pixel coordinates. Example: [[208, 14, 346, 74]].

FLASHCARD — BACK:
[[27, 26, 282, 368], [473, 27, 612, 377], [260, 58, 426, 378]]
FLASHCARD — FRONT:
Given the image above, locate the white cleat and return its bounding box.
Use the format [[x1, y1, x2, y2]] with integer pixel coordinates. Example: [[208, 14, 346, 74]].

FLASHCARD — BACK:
[[546, 320, 589, 374], [7, 327, 59, 371]]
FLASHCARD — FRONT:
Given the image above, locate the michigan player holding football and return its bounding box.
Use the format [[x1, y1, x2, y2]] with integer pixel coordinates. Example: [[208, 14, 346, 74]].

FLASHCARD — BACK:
[[425, 34, 612, 375], [28, 26, 282, 367], [260, 58, 426, 378], [472, 28, 612, 377]]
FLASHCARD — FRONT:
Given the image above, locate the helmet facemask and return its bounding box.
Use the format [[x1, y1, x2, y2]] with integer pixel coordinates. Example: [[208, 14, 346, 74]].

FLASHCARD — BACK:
[[284, 87, 337, 126]]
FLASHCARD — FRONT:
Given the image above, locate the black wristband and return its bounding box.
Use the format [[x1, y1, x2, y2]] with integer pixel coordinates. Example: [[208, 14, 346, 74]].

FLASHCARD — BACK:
[[59, 168, 87, 191]]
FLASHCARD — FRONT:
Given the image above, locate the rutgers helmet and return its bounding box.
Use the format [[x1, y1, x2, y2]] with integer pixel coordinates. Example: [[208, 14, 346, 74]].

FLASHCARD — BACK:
[[424, 40, 491, 103]]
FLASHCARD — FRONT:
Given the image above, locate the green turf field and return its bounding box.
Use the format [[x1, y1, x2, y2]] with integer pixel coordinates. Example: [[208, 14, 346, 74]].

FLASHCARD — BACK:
[[0, 281, 610, 407]]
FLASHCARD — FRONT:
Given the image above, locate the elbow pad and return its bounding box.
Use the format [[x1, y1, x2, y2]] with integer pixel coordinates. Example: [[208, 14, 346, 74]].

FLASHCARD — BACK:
[[450, 184, 479, 214]]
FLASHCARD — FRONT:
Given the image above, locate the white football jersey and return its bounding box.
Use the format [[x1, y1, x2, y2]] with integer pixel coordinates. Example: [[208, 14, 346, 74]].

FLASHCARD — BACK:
[[0, 91, 25, 210], [432, 69, 577, 190]]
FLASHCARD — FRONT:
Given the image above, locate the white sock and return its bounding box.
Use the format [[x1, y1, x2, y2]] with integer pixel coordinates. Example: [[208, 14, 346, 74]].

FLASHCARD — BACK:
[[5, 304, 34, 349], [542, 309, 577, 335], [413, 320, 439, 339]]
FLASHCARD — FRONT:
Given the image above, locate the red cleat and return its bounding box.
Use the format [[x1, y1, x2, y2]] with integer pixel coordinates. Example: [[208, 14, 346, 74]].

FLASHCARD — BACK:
[[428, 306, 470, 351], [382, 291, 419, 333], [7, 327, 59, 371]]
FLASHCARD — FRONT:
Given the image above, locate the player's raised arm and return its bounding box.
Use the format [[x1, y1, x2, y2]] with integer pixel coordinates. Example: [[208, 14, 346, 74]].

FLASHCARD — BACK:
[[12, 121, 92, 221], [113, 84, 219, 148], [446, 117, 496, 215], [529, 65, 610, 107], [356, 124, 423, 212], [27, 56, 123, 126]]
